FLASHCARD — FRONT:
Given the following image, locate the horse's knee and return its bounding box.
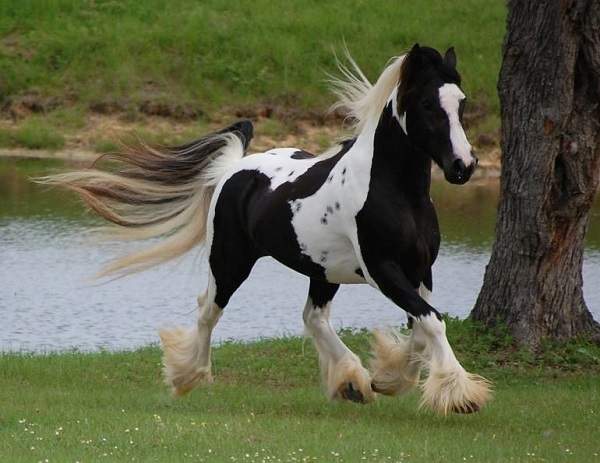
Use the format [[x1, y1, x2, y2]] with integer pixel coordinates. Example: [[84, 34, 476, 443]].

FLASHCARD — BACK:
[[197, 291, 208, 308], [197, 302, 222, 329]]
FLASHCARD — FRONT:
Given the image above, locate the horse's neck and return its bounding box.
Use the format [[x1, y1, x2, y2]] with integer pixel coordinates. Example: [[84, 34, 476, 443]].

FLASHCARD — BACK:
[[349, 103, 431, 202]]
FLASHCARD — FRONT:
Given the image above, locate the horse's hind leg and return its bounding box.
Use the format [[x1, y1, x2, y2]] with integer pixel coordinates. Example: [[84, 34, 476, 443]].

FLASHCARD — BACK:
[[160, 245, 257, 396], [303, 279, 375, 404], [159, 277, 221, 396]]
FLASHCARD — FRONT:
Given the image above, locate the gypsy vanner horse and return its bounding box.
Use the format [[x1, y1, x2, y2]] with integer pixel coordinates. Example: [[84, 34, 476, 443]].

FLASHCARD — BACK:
[[41, 44, 491, 414]]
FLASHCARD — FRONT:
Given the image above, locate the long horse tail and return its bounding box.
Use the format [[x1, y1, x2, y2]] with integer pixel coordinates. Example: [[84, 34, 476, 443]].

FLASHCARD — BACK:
[[36, 120, 253, 278]]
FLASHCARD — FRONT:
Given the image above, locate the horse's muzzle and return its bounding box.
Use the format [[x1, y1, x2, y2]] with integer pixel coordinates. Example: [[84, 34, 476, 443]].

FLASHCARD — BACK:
[[445, 153, 478, 185]]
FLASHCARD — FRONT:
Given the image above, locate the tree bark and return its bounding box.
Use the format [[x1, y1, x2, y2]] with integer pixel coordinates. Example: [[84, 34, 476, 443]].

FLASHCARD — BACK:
[[471, 0, 600, 346]]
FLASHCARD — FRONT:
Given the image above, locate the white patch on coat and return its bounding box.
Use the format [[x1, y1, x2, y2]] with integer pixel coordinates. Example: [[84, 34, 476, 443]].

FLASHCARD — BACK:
[[388, 87, 400, 120], [387, 86, 407, 135], [418, 283, 431, 303], [289, 123, 379, 284], [399, 112, 407, 134], [438, 83, 474, 166]]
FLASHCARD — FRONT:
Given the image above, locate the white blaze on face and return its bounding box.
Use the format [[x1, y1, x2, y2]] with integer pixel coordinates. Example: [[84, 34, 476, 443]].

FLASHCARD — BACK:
[[438, 83, 474, 166]]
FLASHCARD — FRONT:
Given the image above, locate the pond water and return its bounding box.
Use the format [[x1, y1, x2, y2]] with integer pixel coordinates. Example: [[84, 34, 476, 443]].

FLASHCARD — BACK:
[[1, 158, 599, 352]]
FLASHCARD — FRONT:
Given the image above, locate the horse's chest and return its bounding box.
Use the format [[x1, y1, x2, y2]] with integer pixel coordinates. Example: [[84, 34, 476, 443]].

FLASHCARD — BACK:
[[356, 197, 440, 284], [399, 206, 439, 267]]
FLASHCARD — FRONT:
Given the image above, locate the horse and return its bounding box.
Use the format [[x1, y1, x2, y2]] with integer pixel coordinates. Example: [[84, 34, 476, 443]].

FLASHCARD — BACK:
[[40, 43, 491, 414]]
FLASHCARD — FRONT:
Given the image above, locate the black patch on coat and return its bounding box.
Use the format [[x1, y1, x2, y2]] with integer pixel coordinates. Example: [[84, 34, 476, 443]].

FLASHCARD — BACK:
[[354, 103, 441, 319], [308, 279, 339, 309], [422, 269, 433, 292], [291, 150, 314, 160], [355, 268, 364, 278]]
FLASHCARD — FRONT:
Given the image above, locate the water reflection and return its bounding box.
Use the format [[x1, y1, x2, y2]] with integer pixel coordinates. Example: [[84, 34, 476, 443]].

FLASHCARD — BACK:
[[1, 158, 598, 352]]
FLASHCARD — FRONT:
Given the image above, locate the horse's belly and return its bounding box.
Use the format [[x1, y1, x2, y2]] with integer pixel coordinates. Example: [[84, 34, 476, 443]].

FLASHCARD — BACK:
[[322, 249, 365, 284], [296, 231, 365, 284]]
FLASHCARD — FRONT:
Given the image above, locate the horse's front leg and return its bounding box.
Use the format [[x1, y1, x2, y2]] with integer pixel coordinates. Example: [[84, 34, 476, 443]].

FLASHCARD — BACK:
[[370, 312, 427, 397], [365, 260, 491, 414], [303, 279, 376, 404]]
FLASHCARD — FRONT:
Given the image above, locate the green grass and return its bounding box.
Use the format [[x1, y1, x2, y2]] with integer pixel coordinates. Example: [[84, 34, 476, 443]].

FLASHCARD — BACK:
[[2, 319, 600, 462], [258, 118, 288, 138], [0, 1, 505, 114], [0, 118, 65, 150], [92, 138, 120, 154], [0, 1, 505, 151]]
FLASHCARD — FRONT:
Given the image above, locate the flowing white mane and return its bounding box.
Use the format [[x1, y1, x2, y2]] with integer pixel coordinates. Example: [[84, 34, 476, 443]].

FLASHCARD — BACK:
[[329, 52, 406, 136]]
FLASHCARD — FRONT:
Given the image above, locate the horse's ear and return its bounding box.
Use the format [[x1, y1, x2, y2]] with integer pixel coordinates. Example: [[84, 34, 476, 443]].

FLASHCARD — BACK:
[[404, 43, 421, 69], [444, 47, 457, 68]]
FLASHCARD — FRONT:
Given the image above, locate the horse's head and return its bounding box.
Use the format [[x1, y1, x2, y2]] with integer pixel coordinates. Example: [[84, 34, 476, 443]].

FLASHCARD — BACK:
[[395, 44, 477, 184]]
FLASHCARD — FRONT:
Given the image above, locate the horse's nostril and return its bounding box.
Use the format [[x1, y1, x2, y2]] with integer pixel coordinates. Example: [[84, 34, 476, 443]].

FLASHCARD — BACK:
[[452, 158, 466, 174]]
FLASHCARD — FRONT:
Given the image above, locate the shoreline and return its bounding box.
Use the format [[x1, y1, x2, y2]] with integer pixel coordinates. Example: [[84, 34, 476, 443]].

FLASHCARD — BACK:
[[0, 148, 502, 180]]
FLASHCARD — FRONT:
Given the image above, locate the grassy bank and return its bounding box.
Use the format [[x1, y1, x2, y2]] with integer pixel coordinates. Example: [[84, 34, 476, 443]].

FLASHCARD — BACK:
[[2, 320, 600, 462], [0, 1, 505, 153]]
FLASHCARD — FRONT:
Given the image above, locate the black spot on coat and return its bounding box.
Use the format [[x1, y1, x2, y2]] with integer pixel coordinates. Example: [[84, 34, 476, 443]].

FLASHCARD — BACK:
[[291, 150, 314, 160]]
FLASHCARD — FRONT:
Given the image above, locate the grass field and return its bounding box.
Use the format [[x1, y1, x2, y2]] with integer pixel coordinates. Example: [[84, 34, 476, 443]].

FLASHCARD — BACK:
[[2, 320, 599, 462], [0, 1, 505, 152]]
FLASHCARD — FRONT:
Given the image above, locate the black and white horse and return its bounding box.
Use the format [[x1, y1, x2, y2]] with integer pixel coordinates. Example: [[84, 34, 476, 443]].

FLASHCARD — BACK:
[[43, 44, 490, 414]]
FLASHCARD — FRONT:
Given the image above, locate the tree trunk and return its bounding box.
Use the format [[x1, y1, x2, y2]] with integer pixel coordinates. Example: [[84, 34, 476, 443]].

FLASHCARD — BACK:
[[471, 0, 600, 346]]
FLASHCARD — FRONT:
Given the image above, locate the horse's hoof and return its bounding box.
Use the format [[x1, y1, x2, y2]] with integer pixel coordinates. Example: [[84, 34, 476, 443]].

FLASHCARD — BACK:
[[452, 401, 480, 414], [371, 381, 382, 393], [339, 382, 365, 404]]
